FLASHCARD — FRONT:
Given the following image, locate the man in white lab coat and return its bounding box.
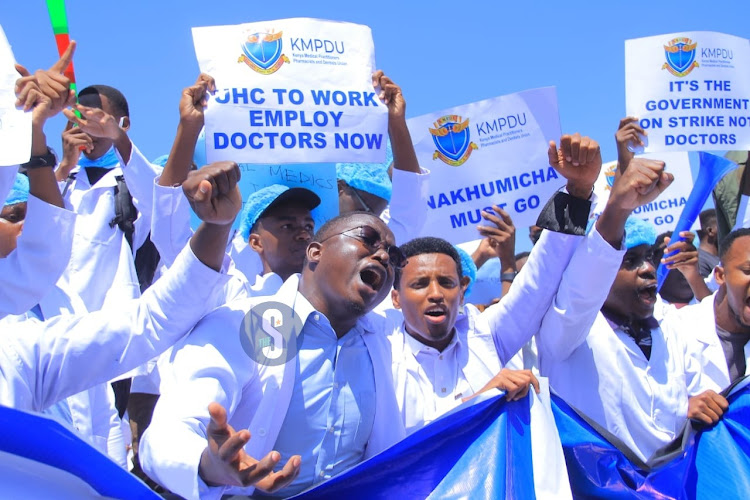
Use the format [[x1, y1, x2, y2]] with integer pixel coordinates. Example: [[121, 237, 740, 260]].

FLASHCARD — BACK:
[[668, 228, 750, 406], [536, 157, 723, 464], [140, 211, 410, 499], [59, 84, 161, 312], [0, 161, 241, 414], [0, 45, 77, 317]]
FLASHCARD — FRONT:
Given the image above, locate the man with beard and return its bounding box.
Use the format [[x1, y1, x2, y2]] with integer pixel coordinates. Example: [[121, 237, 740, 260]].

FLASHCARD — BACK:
[[140, 212, 408, 499]]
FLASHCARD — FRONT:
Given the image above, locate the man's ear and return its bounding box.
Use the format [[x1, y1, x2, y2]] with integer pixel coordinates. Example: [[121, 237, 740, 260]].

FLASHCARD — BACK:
[[337, 179, 348, 195], [391, 288, 401, 309], [459, 276, 471, 304], [120, 116, 131, 131], [307, 241, 322, 265], [715, 264, 726, 286], [248, 233, 263, 253]]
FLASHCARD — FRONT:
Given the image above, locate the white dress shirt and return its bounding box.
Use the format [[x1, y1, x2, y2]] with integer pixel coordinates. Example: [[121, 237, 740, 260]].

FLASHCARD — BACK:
[[0, 194, 76, 318], [0, 243, 230, 412]]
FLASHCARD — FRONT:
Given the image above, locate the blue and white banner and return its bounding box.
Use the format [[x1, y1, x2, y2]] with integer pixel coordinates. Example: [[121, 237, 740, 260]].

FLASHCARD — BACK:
[[293, 381, 571, 500], [192, 18, 388, 164], [0, 405, 157, 499], [406, 87, 562, 245], [625, 31, 750, 153], [592, 152, 698, 233], [553, 376, 750, 499]]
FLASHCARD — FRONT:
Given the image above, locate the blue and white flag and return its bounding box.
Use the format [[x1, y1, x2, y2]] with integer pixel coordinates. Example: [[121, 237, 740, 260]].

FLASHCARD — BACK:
[[553, 376, 750, 499], [0, 405, 157, 499], [293, 380, 571, 499]]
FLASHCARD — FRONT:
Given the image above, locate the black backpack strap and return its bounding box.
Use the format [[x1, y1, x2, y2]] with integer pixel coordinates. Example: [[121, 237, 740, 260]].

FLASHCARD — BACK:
[[61, 171, 78, 199], [109, 175, 137, 249]]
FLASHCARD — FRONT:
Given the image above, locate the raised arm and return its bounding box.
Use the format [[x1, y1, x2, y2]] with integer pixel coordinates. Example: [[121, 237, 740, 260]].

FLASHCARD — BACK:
[[537, 157, 674, 364], [0, 161, 241, 411], [151, 74, 215, 267], [480, 133, 602, 363]]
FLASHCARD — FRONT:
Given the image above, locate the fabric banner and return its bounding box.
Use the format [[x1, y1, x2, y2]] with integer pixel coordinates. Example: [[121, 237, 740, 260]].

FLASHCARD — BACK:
[[625, 31, 750, 153], [592, 152, 698, 232], [406, 87, 562, 245], [192, 18, 388, 164], [0, 25, 32, 167], [293, 382, 571, 500], [553, 376, 750, 499], [0, 405, 158, 498]]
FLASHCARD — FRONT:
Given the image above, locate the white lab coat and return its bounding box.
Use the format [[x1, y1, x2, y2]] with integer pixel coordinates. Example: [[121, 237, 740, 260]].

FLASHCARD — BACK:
[[380, 227, 594, 432], [0, 284, 126, 466], [536, 229, 706, 462], [58, 144, 161, 312], [667, 292, 750, 392], [382, 167, 430, 245], [140, 275, 404, 500], [0, 243, 230, 412], [0, 194, 76, 317]]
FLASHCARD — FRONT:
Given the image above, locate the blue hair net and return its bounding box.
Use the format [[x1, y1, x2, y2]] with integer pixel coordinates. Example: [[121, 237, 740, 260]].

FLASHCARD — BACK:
[[587, 216, 657, 250], [238, 184, 320, 241], [336, 141, 393, 202], [454, 246, 477, 299], [152, 155, 169, 167], [4, 174, 29, 207], [623, 217, 657, 250]]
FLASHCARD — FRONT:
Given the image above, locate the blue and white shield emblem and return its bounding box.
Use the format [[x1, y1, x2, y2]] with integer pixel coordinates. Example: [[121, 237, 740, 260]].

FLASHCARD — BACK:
[[663, 38, 698, 77], [242, 32, 283, 71], [429, 116, 477, 166], [433, 121, 468, 162]]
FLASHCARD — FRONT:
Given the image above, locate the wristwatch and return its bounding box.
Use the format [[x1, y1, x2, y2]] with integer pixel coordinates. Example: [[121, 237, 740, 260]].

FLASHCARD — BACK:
[[21, 147, 57, 169], [500, 271, 518, 283]]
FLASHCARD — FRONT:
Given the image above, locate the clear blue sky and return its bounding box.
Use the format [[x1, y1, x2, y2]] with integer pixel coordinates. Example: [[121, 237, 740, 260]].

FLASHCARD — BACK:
[[4, 1, 748, 163], [3, 1, 747, 252]]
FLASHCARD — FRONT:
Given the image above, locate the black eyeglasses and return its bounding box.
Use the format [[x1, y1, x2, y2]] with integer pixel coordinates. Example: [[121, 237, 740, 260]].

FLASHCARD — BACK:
[[321, 225, 407, 269]]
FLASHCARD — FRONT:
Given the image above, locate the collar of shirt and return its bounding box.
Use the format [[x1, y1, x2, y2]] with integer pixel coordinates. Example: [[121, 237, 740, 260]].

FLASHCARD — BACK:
[[403, 327, 462, 358], [601, 308, 659, 332]]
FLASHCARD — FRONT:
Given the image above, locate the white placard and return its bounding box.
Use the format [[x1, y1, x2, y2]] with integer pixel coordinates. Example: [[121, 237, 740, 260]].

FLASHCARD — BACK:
[[0, 25, 31, 167], [592, 152, 698, 233], [407, 87, 562, 244], [192, 18, 388, 164], [625, 31, 750, 152]]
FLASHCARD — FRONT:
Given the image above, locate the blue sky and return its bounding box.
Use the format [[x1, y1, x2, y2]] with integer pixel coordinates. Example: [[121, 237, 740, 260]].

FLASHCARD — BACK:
[[4, 0, 747, 162], [3, 1, 748, 251]]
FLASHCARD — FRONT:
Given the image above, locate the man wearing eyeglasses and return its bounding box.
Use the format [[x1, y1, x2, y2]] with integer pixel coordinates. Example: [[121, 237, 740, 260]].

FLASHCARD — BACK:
[[140, 212, 409, 499]]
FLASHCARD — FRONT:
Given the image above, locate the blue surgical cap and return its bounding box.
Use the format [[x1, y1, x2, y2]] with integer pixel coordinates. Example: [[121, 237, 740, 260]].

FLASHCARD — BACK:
[[4, 174, 29, 207], [587, 216, 657, 250], [336, 141, 394, 202], [152, 155, 169, 167], [624, 217, 657, 250], [238, 184, 321, 241], [152, 127, 207, 169], [454, 246, 477, 299]]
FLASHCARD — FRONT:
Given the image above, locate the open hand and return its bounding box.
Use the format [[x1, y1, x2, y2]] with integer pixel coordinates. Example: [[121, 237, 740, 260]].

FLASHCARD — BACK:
[[198, 402, 301, 491]]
